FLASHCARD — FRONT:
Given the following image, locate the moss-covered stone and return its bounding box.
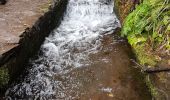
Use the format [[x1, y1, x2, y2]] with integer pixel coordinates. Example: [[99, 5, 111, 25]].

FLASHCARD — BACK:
[[120, 0, 170, 99], [0, 67, 9, 87], [114, 0, 141, 24], [134, 45, 158, 66], [39, 0, 52, 13], [145, 75, 158, 97], [121, 0, 170, 67]]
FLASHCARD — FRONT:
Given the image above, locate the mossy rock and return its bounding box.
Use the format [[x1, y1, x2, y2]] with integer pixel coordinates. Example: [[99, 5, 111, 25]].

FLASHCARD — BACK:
[[0, 67, 9, 88], [121, 0, 170, 67]]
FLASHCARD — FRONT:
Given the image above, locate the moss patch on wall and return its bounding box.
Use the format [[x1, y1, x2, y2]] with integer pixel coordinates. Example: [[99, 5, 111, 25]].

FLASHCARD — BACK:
[[114, 0, 141, 24], [120, 0, 170, 98], [0, 67, 9, 87], [121, 0, 170, 67]]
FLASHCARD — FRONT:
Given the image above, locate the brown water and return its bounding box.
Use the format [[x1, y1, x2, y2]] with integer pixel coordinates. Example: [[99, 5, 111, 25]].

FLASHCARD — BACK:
[[5, 34, 152, 99], [52, 34, 152, 100], [5, 0, 152, 99]]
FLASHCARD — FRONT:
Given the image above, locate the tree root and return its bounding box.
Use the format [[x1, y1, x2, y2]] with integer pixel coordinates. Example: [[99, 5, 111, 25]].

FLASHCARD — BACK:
[[131, 59, 170, 74], [143, 67, 170, 74]]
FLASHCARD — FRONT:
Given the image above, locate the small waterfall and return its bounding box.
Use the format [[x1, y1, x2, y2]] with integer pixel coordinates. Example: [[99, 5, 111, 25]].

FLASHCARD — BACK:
[[5, 0, 120, 99]]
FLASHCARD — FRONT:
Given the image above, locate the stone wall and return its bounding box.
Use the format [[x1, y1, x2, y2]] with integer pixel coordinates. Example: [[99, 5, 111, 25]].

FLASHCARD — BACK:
[[114, 0, 141, 24], [0, 0, 68, 93]]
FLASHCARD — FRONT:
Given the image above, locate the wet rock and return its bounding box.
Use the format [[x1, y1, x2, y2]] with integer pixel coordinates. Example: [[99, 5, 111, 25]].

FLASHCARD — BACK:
[[114, 0, 141, 23], [0, 0, 68, 96]]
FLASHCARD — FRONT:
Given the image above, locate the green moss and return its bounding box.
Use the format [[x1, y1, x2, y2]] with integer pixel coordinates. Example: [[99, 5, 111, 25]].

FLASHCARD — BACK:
[[0, 67, 9, 87], [134, 45, 158, 66], [39, 0, 52, 13], [121, 0, 170, 67], [121, 0, 170, 98], [145, 75, 158, 97]]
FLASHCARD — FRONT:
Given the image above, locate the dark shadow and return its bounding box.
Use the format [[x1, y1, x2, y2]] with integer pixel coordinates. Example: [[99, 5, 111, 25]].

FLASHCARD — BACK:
[[0, 0, 7, 5]]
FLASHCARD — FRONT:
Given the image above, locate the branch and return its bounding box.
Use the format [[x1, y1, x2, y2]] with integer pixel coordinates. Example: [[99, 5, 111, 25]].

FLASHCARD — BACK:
[[131, 59, 170, 74], [143, 67, 170, 74]]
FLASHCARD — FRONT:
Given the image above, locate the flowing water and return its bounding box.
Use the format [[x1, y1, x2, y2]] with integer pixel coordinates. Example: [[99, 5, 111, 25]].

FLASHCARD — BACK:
[[5, 0, 152, 99]]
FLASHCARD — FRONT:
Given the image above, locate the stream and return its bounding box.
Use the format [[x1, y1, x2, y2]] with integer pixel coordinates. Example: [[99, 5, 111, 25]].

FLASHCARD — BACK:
[[5, 0, 151, 99]]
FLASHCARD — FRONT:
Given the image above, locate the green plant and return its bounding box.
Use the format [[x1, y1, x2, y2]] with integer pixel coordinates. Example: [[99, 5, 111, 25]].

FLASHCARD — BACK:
[[121, 0, 170, 66], [120, 0, 170, 98]]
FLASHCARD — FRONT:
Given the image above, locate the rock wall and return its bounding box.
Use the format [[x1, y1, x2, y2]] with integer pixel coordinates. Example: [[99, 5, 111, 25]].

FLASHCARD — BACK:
[[114, 0, 141, 24], [0, 0, 68, 93]]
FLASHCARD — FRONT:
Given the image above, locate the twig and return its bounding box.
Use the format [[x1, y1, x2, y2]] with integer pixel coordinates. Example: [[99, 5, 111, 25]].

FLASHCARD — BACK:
[[131, 59, 170, 74], [143, 67, 170, 74]]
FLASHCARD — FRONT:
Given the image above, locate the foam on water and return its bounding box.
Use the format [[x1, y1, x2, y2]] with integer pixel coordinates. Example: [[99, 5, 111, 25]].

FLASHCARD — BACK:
[[6, 0, 120, 99]]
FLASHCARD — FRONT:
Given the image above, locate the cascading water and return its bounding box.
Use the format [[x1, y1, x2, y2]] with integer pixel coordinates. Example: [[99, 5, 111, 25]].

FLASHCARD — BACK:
[[5, 0, 120, 99]]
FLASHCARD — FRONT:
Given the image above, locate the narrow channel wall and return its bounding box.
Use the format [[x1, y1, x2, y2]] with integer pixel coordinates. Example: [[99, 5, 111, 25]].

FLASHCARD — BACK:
[[0, 0, 68, 92], [114, 0, 141, 24]]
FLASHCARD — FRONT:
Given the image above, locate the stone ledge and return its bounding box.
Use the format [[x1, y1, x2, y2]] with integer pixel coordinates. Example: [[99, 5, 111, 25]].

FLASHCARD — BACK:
[[0, 0, 68, 94]]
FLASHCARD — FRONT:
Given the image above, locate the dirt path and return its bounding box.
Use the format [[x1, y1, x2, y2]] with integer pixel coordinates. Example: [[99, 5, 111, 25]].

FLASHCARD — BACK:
[[0, 0, 50, 54]]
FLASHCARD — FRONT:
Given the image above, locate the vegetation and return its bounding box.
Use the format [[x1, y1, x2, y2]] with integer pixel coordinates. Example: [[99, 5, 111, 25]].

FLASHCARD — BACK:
[[0, 67, 9, 87], [39, 0, 52, 13], [121, 0, 170, 97], [122, 0, 170, 66], [145, 75, 158, 96]]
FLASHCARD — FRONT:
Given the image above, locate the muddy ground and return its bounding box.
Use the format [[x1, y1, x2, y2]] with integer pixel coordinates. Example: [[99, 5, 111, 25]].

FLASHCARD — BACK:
[[0, 0, 50, 54]]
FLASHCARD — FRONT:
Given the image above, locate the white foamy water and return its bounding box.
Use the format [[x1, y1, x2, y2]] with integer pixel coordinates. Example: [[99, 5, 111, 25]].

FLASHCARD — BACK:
[[6, 0, 120, 99]]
